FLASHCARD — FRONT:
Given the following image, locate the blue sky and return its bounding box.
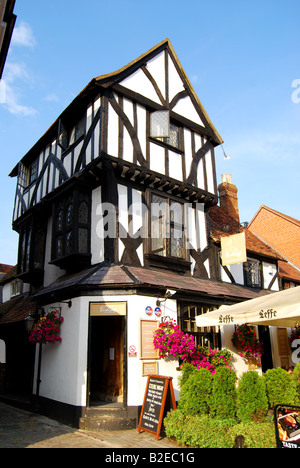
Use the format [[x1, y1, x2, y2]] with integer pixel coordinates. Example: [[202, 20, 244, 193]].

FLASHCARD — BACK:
[[0, 0, 299, 266]]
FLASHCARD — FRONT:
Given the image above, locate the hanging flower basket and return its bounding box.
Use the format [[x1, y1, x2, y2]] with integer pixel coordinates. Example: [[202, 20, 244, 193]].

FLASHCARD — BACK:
[[232, 324, 263, 361], [153, 321, 232, 374], [153, 321, 195, 361], [289, 325, 300, 349], [29, 310, 64, 345]]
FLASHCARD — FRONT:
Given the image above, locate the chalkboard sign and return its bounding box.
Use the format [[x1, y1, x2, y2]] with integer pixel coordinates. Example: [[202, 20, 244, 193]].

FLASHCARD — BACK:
[[138, 375, 176, 440]]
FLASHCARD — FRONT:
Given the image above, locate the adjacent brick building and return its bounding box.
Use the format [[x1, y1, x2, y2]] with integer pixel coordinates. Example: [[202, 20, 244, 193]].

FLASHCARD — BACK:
[[248, 205, 300, 270]]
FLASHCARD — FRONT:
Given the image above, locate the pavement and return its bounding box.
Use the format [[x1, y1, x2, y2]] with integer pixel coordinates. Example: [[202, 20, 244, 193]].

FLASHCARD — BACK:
[[0, 401, 180, 449]]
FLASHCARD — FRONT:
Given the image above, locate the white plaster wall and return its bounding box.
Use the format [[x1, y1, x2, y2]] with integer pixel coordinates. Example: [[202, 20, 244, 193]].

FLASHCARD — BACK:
[[126, 294, 180, 407], [36, 297, 89, 407], [262, 261, 279, 291], [35, 294, 180, 409], [91, 186, 105, 265]]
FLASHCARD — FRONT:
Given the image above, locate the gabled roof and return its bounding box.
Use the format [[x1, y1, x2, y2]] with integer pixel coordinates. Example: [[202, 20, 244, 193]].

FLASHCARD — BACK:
[[248, 205, 300, 229], [10, 39, 222, 177], [93, 38, 223, 145]]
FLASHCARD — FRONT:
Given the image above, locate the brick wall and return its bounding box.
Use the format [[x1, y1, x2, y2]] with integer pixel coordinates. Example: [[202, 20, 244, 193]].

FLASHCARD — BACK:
[[249, 208, 300, 267]]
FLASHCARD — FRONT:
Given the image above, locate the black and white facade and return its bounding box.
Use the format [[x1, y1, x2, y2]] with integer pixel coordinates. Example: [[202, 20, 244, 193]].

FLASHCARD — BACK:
[[4, 40, 280, 426]]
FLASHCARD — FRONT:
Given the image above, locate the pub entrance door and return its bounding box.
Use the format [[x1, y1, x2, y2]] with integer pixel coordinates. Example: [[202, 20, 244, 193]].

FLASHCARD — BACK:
[[89, 315, 125, 404]]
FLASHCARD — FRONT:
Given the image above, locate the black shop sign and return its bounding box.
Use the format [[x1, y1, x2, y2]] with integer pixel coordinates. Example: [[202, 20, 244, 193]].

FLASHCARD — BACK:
[[138, 375, 176, 440]]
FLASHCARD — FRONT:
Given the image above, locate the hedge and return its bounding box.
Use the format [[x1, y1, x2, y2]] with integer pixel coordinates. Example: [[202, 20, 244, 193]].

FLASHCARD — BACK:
[[163, 365, 300, 448]]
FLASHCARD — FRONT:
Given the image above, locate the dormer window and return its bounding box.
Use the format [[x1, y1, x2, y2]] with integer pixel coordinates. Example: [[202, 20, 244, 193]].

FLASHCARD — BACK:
[[11, 279, 22, 297]]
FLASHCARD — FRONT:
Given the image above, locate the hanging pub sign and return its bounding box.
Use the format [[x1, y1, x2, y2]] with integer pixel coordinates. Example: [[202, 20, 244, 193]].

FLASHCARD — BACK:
[[221, 231, 247, 266], [274, 405, 300, 448], [138, 375, 176, 440]]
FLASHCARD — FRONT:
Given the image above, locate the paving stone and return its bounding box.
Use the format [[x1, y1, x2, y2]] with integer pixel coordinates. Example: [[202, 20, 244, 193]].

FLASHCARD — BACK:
[[0, 402, 179, 449]]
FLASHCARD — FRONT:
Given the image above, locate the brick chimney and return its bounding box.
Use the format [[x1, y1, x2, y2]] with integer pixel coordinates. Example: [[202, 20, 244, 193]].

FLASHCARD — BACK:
[[218, 174, 240, 223]]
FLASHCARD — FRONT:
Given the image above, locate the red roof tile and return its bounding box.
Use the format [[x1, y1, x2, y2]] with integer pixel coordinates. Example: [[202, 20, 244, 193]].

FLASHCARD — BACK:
[[0, 295, 37, 325]]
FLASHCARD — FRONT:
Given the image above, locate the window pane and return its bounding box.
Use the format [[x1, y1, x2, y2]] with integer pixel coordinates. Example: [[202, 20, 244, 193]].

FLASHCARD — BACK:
[[66, 231, 73, 255], [56, 208, 64, 232], [79, 197, 89, 224], [18, 163, 30, 188], [170, 229, 184, 258], [25, 229, 32, 271], [150, 111, 170, 138], [34, 228, 45, 269], [151, 194, 167, 256], [56, 236, 63, 257], [78, 228, 88, 253], [30, 160, 38, 184], [167, 124, 179, 148], [66, 201, 73, 227]]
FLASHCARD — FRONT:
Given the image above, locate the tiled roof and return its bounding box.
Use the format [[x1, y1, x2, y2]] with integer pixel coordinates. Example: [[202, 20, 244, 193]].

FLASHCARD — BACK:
[[278, 260, 300, 283], [32, 263, 268, 303], [0, 265, 17, 284], [208, 205, 282, 260], [0, 295, 37, 325], [244, 229, 283, 260]]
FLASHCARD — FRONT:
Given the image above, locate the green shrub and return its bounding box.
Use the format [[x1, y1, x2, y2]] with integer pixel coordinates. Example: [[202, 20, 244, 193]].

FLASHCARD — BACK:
[[237, 371, 269, 423], [210, 367, 237, 420], [164, 410, 233, 448], [177, 367, 213, 416], [164, 410, 276, 448], [227, 422, 276, 449], [292, 363, 300, 405], [264, 368, 297, 408], [178, 362, 197, 388]]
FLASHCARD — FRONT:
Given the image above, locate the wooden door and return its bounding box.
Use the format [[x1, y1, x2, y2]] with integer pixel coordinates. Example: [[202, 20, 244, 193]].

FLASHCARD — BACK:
[[90, 316, 124, 403]]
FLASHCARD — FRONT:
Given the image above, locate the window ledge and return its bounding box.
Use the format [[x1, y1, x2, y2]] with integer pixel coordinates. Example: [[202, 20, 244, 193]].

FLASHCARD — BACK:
[[144, 253, 190, 274], [50, 253, 91, 271]]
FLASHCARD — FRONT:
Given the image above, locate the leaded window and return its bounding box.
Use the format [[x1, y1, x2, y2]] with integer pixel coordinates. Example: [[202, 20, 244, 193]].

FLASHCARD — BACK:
[[17, 217, 46, 283], [52, 188, 91, 269], [58, 114, 86, 151], [150, 193, 185, 260], [244, 259, 262, 288], [150, 111, 181, 149]]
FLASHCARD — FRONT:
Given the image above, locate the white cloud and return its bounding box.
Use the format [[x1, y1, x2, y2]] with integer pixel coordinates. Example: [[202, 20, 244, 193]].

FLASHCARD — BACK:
[[11, 21, 37, 48], [0, 80, 5, 104], [1, 62, 37, 116], [0, 22, 38, 115], [43, 93, 59, 102]]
